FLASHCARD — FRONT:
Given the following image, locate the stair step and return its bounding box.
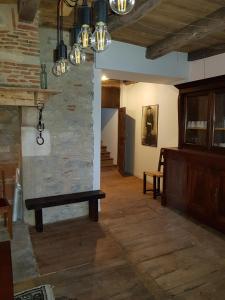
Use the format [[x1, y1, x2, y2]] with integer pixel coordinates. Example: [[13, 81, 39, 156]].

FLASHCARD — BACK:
[[101, 150, 108, 155], [101, 157, 112, 161], [101, 158, 114, 167], [101, 152, 110, 159]]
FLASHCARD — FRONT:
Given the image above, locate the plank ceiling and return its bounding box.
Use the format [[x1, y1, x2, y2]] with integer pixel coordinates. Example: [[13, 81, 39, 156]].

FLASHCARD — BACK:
[[112, 0, 225, 52], [1, 0, 225, 59]]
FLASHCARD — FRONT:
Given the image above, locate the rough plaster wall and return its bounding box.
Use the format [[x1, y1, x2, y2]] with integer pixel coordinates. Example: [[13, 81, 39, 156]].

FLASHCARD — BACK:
[[22, 28, 94, 225]]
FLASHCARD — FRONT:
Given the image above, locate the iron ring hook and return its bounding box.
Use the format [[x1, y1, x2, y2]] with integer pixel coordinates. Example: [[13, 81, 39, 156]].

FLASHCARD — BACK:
[[36, 136, 44, 145]]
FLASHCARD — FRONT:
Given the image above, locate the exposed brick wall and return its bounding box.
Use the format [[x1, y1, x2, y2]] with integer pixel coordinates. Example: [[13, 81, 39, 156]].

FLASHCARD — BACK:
[[0, 4, 40, 88]]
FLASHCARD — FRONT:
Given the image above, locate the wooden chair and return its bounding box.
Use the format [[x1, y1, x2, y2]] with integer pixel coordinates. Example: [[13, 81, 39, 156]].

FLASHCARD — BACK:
[[0, 171, 13, 239], [143, 148, 165, 199]]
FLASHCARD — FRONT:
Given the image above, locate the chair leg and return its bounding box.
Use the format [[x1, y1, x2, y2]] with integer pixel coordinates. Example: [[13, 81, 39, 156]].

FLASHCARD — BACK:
[[153, 176, 157, 199], [143, 172, 147, 194], [157, 177, 161, 195]]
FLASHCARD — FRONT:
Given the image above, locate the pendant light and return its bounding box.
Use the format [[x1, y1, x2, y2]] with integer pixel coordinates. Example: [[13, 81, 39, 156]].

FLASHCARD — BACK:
[[69, 26, 86, 65], [91, 0, 111, 52], [78, 0, 92, 49], [52, 0, 135, 77], [52, 0, 69, 76], [69, 6, 86, 65], [109, 0, 135, 15]]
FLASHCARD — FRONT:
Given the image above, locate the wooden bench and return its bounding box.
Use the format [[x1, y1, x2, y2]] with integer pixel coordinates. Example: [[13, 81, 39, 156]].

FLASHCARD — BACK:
[[25, 190, 106, 232]]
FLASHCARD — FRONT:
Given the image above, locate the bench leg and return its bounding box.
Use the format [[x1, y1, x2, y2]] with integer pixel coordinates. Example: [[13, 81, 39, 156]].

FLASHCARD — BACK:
[[35, 209, 43, 232], [143, 172, 147, 194], [89, 199, 98, 222]]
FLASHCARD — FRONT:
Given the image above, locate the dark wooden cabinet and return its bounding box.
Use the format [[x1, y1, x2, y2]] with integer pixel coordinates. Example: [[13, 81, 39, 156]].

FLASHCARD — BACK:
[[163, 151, 187, 211], [163, 75, 225, 233], [163, 148, 225, 233], [177, 75, 225, 154], [187, 163, 214, 221]]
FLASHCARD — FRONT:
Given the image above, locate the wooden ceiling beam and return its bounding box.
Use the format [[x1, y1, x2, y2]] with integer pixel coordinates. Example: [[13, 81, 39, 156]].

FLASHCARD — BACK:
[[146, 7, 225, 60], [188, 44, 225, 61], [108, 0, 162, 32], [209, 0, 225, 5], [18, 0, 40, 23]]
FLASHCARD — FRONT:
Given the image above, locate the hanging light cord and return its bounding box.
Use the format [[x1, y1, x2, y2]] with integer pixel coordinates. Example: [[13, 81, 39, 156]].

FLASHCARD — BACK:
[[57, 0, 79, 44]]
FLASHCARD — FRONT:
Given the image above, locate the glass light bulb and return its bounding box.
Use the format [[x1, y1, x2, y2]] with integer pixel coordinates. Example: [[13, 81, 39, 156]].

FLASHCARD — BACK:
[[52, 61, 63, 77], [78, 25, 92, 49], [58, 58, 69, 74], [109, 0, 135, 15], [69, 44, 86, 65], [91, 22, 111, 53], [52, 58, 69, 77]]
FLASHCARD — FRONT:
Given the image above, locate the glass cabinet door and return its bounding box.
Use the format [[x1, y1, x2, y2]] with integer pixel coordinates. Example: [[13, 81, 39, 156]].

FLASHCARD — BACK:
[[213, 92, 225, 148], [184, 93, 209, 147]]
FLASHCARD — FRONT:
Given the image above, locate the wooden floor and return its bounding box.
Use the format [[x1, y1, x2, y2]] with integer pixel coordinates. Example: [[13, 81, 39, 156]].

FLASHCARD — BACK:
[[15, 168, 225, 299]]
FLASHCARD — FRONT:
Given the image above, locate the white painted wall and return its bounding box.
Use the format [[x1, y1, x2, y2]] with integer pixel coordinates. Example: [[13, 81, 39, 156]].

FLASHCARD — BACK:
[[101, 109, 118, 165], [95, 41, 188, 84], [189, 52, 225, 81], [121, 83, 179, 179]]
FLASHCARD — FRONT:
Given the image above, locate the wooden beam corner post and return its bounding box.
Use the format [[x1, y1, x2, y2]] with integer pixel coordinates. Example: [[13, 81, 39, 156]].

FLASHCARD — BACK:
[[18, 0, 40, 23]]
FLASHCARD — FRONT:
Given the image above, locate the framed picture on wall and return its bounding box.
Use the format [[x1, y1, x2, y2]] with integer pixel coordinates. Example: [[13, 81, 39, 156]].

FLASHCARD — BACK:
[[141, 105, 159, 147]]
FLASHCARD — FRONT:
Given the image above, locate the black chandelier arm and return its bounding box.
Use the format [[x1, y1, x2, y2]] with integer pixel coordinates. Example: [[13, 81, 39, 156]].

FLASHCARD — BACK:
[[63, 0, 78, 8], [73, 0, 78, 25], [60, 0, 64, 41], [57, 0, 79, 45], [57, 0, 63, 44]]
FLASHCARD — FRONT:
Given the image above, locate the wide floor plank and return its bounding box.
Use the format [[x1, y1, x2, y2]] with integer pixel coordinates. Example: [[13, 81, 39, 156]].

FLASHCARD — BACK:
[[15, 168, 225, 299]]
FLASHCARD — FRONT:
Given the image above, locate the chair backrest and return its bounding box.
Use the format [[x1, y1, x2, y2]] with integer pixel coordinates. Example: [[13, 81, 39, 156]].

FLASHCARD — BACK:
[[157, 148, 165, 172]]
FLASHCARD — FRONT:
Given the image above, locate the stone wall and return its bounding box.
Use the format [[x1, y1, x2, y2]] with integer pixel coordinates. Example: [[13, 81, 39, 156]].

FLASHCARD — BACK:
[[0, 4, 40, 87], [0, 5, 96, 224], [22, 28, 94, 224]]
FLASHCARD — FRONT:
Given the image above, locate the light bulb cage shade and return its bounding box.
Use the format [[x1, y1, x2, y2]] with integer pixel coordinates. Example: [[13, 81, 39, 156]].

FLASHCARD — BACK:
[[78, 3, 91, 26], [70, 26, 81, 46], [93, 0, 108, 24]]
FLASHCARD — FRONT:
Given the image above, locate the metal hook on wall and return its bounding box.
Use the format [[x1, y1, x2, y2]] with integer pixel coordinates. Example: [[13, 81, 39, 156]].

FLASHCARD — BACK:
[[36, 103, 45, 145]]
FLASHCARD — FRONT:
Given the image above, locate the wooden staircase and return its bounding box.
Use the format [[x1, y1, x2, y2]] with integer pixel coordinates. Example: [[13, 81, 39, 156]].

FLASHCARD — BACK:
[[101, 144, 114, 168]]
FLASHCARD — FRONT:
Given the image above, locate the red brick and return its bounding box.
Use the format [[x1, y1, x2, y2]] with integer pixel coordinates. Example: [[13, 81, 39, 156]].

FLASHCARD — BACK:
[[17, 24, 38, 31], [7, 79, 18, 82], [22, 52, 39, 57]]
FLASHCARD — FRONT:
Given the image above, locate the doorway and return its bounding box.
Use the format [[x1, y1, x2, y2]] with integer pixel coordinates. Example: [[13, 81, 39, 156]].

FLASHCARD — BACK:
[[100, 79, 128, 176]]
